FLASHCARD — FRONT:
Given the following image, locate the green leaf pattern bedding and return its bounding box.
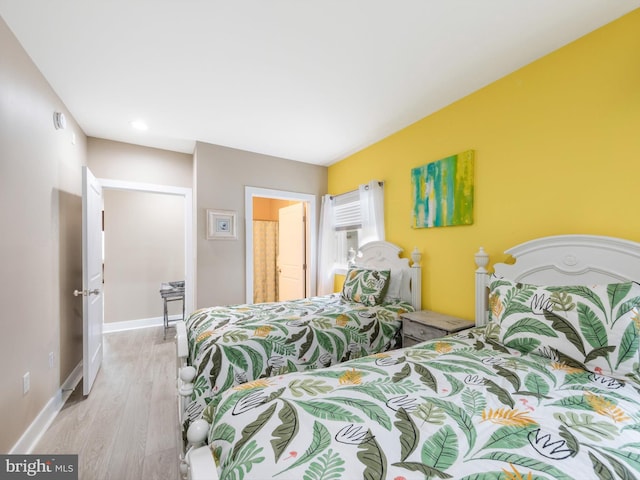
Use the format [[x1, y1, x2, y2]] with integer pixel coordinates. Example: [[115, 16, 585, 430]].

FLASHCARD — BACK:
[[203, 328, 640, 480], [184, 294, 412, 434], [487, 279, 640, 378]]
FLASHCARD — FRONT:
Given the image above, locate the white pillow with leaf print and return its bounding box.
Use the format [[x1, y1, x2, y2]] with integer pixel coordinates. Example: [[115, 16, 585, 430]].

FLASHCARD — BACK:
[[487, 277, 640, 379], [382, 269, 404, 303], [341, 267, 390, 306]]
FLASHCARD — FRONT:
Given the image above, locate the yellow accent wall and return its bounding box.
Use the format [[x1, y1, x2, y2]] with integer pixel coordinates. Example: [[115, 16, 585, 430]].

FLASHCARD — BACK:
[[328, 9, 640, 321]]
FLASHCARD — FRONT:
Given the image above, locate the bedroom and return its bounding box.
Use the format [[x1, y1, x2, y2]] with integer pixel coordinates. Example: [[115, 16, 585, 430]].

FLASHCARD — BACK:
[[1, 2, 640, 478]]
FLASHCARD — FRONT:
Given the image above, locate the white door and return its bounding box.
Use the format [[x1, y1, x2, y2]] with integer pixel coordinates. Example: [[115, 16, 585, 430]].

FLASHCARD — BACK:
[[278, 203, 306, 301], [80, 166, 104, 395]]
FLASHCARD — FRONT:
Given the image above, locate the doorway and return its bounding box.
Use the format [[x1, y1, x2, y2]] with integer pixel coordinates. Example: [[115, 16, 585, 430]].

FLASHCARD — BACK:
[[252, 197, 296, 302], [245, 187, 316, 304], [99, 179, 194, 325]]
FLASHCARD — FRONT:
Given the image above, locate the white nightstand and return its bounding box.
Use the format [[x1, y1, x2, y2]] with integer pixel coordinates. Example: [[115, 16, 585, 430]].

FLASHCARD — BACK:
[[401, 310, 474, 347]]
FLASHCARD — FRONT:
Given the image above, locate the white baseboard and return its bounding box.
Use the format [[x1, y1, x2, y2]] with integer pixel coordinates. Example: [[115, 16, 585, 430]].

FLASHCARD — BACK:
[[10, 362, 83, 454], [102, 314, 183, 333]]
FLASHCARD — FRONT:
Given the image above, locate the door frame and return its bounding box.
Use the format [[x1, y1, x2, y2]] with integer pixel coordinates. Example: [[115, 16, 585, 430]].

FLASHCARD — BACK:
[[245, 187, 316, 304], [99, 178, 195, 315]]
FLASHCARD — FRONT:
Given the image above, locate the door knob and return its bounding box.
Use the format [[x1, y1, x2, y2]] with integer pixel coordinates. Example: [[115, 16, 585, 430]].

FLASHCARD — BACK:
[[74, 288, 100, 297]]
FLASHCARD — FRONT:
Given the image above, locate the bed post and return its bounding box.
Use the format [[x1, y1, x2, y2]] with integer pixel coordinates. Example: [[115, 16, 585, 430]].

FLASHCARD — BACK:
[[184, 445, 219, 480], [474, 247, 490, 326], [176, 320, 188, 368], [181, 419, 216, 480], [410, 255, 422, 310]]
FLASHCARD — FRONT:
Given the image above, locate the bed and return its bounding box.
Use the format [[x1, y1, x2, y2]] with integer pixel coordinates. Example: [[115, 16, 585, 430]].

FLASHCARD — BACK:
[[176, 241, 421, 451], [181, 234, 640, 480]]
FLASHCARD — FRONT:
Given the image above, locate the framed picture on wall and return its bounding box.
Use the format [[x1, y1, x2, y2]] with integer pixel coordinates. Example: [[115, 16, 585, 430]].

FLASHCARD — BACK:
[[411, 149, 474, 228], [206, 209, 237, 240]]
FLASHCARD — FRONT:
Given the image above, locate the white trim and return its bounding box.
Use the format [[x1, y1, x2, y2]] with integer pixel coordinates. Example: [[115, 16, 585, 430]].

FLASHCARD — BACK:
[[334, 266, 348, 276], [244, 187, 317, 304], [10, 362, 83, 454], [98, 178, 195, 316], [102, 314, 184, 333]]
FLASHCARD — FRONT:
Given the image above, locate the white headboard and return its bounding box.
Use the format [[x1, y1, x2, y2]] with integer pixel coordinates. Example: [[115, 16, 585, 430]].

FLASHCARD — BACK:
[[475, 234, 640, 326], [356, 241, 421, 310]]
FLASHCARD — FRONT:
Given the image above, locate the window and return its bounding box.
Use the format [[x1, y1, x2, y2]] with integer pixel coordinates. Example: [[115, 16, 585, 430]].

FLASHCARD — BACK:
[[335, 230, 359, 269], [333, 190, 361, 270], [317, 180, 385, 295]]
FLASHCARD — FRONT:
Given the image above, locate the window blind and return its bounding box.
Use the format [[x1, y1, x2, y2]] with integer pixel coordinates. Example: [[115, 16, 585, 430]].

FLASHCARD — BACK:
[[333, 190, 361, 231]]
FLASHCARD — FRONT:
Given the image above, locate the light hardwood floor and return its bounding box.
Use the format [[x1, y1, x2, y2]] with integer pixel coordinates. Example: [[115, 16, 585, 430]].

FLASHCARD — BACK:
[[35, 327, 180, 480]]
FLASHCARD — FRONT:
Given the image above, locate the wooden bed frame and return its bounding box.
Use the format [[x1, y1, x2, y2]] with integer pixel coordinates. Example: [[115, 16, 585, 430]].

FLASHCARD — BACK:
[[176, 240, 422, 478], [182, 233, 640, 480]]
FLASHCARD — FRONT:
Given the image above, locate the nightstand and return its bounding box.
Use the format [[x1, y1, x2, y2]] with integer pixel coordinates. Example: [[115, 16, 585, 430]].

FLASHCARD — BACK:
[[401, 310, 474, 347]]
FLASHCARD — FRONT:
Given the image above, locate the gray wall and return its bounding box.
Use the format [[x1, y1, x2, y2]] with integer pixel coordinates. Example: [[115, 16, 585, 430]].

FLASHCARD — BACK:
[[87, 138, 192, 188], [195, 142, 327, 308], [87, 139, 193, 325], [0, 17, 87, 453], [103, 190, 185, 324]]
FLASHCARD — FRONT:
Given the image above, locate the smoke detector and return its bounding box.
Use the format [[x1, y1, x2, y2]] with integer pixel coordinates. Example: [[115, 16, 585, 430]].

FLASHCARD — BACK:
[[53, 111, 67, 130]]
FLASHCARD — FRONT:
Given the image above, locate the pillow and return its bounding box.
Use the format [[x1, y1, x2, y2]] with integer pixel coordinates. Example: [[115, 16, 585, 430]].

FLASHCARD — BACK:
[[341, 267, 390, 306], [382, 269, 405, 303], [487, 277, 640, 378]]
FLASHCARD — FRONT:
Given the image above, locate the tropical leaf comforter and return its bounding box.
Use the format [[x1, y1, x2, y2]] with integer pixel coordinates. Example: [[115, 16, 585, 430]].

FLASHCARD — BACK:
[[201, 328, 640, 480], [184, 293, 412, 434]]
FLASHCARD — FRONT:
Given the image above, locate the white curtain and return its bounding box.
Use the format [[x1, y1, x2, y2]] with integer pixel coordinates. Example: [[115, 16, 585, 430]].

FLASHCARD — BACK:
[[359, 180, 385, 245], [317, 194, 336, 296]]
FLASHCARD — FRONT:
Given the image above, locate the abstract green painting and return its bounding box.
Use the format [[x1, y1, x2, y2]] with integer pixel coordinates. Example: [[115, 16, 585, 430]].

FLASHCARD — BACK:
[[411, 150, 474, 228]]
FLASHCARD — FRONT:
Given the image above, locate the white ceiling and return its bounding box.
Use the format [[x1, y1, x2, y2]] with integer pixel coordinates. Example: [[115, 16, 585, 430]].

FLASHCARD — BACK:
[[1, 1, 638, 166]]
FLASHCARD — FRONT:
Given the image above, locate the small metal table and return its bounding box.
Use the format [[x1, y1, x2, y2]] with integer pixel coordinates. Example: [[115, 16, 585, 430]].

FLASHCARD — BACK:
[[160, 281, 185, 339]]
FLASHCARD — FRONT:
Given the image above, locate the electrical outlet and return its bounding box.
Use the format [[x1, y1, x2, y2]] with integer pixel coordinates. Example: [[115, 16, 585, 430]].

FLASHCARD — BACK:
[[23, 372, 30, 395], [49, 352, 55, 369]]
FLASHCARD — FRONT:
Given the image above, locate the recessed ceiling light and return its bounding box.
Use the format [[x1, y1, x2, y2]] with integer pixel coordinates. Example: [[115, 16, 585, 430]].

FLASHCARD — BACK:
[[130, 119, 148, 131]]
